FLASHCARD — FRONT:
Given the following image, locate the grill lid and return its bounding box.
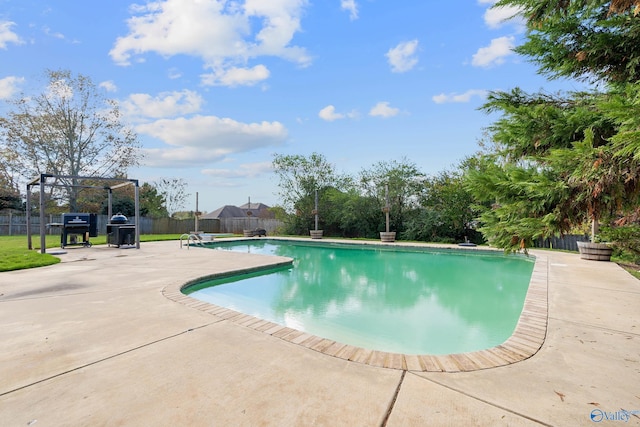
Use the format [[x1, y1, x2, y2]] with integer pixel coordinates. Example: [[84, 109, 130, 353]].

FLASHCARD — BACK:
[[110, 213, 128, 224], [63, 213, 90, 225]]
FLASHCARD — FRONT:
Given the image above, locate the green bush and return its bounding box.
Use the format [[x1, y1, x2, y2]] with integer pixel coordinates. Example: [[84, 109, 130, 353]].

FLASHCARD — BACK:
[[601, 225, 640, 264]]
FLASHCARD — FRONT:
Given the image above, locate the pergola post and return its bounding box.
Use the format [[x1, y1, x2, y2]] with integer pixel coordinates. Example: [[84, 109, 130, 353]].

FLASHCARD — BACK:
[[39, 174, 46, 254], [107, 188, 113, 219], [134, 180, 140, 249], [26, 182, 32, 250]]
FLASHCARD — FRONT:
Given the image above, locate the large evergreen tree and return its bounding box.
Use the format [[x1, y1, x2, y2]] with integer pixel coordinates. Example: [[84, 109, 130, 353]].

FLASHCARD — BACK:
[[468, 0, 640, 251], [496, 0, 640, 83]]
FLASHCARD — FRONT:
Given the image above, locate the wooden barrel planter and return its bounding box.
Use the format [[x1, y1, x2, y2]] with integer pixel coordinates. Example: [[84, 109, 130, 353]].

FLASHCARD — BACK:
[[380, 232, 396, 242], [577, 241, 613, 261], [243, 229, 254, 237], [310, 230, 323, 239]]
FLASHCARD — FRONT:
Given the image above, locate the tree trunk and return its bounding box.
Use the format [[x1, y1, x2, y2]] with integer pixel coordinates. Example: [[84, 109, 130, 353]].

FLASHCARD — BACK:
[[591, 218, 599, 243]]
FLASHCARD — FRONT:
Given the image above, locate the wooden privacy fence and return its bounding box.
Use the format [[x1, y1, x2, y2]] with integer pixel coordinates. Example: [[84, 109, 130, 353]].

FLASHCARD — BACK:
[[534, 234, 588, 252], [0, 213, 282, 236], [0, 213, 219, 235], [217, 218, 282, 234], [147, 218, 221, 234], [144, 218, 283, 235]]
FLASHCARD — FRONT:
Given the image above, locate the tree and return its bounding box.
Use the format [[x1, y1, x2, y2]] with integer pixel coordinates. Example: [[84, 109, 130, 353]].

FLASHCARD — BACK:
[[496, 0, 640, 83], [0, 157, 22, 211], [465, 154, 572, 250], [273, 153, 478, 240], [155, 178, 189, 217], [0, 69, 141, 211], [323, 188, 382, 238], [272, 152, 352, 214], [74, 180, 169, 218], [272, 152, 355, 235], [601, 82, 640, 162], [480, 88, 617, 159], [0, 184, 22, 211], [139, 183, 169, 218], [465, 1, 640, 251], [101, 195, 136, 217], [358, 158, 425, 235], [469, 88, 640, 251], [404, 168, 481, 243], [76, 185, 108, 214]]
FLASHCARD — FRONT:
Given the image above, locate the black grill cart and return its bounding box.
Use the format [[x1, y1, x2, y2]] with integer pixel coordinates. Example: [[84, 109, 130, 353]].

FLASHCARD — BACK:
[[54, 213, 98, 248], [106, 213, 136, 247]]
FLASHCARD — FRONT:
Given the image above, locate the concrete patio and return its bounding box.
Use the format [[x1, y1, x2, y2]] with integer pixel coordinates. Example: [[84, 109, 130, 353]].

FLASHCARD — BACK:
[[0, 239, 639, 426]]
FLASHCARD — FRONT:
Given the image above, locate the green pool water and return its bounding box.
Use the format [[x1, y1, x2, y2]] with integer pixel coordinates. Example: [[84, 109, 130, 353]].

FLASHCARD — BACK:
[[184, 240, 535, 355]]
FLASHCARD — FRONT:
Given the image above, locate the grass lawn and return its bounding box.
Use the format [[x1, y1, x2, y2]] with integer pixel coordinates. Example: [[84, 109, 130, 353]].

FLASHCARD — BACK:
[[613, 257, 640, 280], [0, 234, 184, 272]]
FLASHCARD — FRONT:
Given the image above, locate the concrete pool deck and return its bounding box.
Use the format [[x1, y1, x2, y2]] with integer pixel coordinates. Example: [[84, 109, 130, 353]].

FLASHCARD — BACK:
[[1, 239, 639, 426]]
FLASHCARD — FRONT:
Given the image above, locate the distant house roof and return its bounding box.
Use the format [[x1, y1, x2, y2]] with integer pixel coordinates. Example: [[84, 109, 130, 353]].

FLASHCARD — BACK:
[[239, 202, 274, 218], [200, 205, 247, 219], [238, 202, 270, 212], [201, 202, 274, 219]]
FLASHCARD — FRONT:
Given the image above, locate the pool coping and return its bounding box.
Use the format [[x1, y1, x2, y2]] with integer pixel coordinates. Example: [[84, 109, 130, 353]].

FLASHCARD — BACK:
[[162, 237, 548, 372]]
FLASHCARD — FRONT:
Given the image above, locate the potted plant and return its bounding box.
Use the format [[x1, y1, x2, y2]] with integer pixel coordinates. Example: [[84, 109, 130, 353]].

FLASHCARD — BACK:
[[577, 234, 613, 261], [380, 185, 396, 242], [555, 133, 639, 262], [243, 196, 254, 237], [309, 189, 323, 239]]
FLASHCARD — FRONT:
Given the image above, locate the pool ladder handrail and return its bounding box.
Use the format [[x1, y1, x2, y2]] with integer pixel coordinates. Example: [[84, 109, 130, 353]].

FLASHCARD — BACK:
[[179, 233, 205, 249]]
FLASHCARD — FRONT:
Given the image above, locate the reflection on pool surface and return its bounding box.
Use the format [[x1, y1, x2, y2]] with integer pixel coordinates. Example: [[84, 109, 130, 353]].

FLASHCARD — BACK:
[[184, 240, 535, 355]]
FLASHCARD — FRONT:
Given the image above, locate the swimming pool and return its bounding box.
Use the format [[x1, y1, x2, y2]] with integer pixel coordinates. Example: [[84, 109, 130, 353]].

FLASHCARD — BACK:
[[183, 240, 535, 355]]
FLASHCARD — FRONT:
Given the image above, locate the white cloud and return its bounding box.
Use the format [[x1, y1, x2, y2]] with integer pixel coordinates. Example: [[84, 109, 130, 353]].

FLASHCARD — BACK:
[[122, 90, 204, 119], [137, 115, 288, 167], [99, 80, 117, 92], [471, 36, 514, 67], [432, 94, 448, 104], [484, 6, 524, 29], [42, 26, 65, 40], [110, 0, 310, 87], [318, 105, 358, 121], [319, 105, 344, 121], [201, 64, 270, 87], [479, 0, 525, 30], [432, 89, 488, 104], [369, 101, 399, 118], [168, 68, 182, 79], [201, 162, 273, 178], [341, 0, 359, 20], [0, 21, 22, 49], [0, 76, 25, 99], [386, 39, 419, 73]]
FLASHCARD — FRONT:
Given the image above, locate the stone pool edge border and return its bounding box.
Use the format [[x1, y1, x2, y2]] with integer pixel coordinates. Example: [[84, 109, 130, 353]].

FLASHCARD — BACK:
[[162, 238, 548, 373]]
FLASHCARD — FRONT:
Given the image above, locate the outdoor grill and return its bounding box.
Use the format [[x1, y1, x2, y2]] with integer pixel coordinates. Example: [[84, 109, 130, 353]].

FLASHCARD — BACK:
[[59, 213, 98, 248], [106, 213, 136, 247]]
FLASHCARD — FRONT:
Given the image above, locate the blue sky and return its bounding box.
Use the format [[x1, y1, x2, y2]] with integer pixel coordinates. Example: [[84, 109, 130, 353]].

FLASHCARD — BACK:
[[0, 0, 584, 213]]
